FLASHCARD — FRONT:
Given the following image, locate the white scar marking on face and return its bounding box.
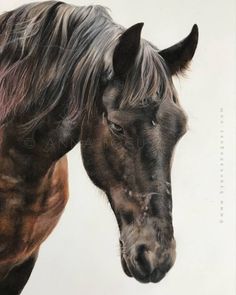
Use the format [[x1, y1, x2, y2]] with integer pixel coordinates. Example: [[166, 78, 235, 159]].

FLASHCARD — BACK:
[[137, 193, 156, 224]]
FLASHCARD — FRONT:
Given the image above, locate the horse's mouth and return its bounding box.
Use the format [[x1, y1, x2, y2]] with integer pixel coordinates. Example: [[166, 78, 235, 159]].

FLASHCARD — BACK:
[[121, 256, 133, 278], [121, 256, 167, 284]]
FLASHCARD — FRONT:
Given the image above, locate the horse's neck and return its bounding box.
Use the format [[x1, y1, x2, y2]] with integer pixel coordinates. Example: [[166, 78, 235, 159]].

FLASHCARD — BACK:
[[0, 117, 80, 183]]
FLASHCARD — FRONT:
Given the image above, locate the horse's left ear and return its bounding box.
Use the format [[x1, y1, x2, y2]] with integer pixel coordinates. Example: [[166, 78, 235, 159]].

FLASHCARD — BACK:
[[113, 23, 144, 78], [159, 24, 199, 75]]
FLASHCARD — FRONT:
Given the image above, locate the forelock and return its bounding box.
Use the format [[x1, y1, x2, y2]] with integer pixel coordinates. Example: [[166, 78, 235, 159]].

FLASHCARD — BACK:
[[119, 40, 176, 109]]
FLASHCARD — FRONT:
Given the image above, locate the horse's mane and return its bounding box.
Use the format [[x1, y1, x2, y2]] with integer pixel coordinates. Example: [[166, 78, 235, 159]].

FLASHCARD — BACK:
[[0, 1, 173, 133]]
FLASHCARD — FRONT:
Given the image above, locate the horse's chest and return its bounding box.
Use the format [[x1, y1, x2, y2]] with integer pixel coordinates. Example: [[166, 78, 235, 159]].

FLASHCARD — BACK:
[[0, 157, 69, 269]]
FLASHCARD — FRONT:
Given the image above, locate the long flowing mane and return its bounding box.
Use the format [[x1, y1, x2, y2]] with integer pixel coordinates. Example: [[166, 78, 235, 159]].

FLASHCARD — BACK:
[[0, 1, 173, 134]]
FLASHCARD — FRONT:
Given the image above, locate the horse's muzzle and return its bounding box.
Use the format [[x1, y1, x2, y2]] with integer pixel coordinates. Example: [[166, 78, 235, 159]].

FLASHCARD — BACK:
[[121, 242, 175, 283]]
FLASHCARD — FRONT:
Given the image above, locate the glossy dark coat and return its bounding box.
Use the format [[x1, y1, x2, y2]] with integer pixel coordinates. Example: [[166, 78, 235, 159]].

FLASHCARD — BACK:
[[0, 1, 198, 293]]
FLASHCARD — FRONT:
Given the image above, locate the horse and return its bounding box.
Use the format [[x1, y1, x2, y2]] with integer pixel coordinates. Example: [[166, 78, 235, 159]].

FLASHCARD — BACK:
[[0, 1, 198, 294]]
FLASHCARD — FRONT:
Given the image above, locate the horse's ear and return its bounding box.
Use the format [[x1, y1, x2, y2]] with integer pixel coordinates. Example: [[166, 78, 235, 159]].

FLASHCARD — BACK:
[[159, 24, 199, 76], [113, 23, 144, 78]]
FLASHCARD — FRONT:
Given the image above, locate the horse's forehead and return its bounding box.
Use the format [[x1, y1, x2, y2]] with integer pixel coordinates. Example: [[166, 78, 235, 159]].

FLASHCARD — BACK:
[[103, 79, 161, 108], [107, 107, 154, 124]]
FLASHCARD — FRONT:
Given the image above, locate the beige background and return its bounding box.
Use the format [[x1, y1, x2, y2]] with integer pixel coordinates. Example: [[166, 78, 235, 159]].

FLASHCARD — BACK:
[[0, 0, 235, 294]]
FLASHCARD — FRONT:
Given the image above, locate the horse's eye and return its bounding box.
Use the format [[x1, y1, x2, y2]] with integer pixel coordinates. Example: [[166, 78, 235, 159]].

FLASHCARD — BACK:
[[108, 121, 123, 134]]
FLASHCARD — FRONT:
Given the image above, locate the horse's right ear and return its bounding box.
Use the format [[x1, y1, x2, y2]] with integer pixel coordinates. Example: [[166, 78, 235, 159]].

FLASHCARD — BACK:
[[159, 25, 199, 76], [113, 23, 143, 78]]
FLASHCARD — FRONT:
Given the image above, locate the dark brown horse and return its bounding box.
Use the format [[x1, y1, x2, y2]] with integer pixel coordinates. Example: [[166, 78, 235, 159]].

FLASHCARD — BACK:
[[0, 1, 198, 294]]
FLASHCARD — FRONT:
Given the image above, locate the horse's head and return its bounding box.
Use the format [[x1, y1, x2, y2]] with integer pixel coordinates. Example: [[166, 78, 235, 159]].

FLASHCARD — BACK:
[[81, 23, 198, 283]]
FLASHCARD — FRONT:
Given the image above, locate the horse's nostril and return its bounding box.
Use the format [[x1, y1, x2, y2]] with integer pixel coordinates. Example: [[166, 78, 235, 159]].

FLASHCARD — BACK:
[[136, 244, 148, 256], [135, 244, 148, 264], [135, 244, 151, 275]]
